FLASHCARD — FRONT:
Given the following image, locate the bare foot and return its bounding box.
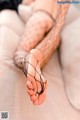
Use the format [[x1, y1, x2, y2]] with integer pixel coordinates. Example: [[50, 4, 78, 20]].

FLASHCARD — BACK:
[[26, 49, 48, 105]]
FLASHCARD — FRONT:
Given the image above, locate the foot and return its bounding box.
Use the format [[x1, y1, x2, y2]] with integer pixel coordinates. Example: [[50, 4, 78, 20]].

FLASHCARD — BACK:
[[26, 49, 48, 105]]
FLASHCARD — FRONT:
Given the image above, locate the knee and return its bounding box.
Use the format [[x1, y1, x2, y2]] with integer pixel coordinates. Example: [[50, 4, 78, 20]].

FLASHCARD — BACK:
[[27, 11, 53, 32]]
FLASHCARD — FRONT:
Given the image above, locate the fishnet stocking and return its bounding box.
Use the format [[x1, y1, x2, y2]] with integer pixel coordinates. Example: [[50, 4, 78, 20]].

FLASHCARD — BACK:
[[19, 10, 54, 51], [14, 49, 47, 95], [14, 1, 70, 104], [36, 3, 70, 68]]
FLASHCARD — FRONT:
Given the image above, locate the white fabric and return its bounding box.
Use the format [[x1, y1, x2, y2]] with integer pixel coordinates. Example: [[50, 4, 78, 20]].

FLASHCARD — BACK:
[[64, 4, 80, 26], [0, 10, 24, 35], [18, 4, 32, 23], [0, 5, 80, 120], [60, 13, 80, 110]]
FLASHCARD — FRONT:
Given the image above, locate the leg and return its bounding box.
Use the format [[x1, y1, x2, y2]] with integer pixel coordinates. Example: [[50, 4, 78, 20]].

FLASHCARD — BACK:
[[26, 36, 60, 105], [26, 4, 70, 105], [14, 2, 69, 105], [14, 0, 58, 105], [18, 10, 54, 52], [14, 3, 55, 68], [14, 0, 58, 69]]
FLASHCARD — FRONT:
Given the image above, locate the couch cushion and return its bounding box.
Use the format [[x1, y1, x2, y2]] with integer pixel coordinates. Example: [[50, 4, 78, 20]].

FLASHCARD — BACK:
[[0, 26, 20, 59], [64, 5, 80, 26], [0, 4, 80, 120], [0, 10, 24, 35], [18, 4, 32, 23], [60, 16, 80, 110]]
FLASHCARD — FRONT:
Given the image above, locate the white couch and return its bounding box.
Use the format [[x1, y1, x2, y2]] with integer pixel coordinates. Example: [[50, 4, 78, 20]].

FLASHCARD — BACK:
[[0, 5, 80, 120]]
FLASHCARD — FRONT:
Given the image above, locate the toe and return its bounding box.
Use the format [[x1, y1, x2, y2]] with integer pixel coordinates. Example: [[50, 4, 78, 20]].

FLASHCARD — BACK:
[[27, 89, 36, 96], [27, 74, 37, 92], [30, 94, 38, 101], [38, 93, 46, 105], [33, 99, 38, 105], [38, 82, 48, 105], [26, 80, 33, 89]]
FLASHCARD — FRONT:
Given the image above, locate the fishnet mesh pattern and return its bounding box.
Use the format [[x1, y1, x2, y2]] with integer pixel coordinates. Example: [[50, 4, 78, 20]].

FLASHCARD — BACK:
[[14, 51, 47, 95], [14, 2, 70, 95], [20, 11, 54, 51], [36, 3, 70, 68]]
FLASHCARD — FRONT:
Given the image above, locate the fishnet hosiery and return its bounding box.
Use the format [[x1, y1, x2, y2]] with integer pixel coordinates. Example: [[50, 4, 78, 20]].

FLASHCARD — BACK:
[[14, 3, 70, 96], [19, 10, 55, 52], [14, 51, 47, 95]]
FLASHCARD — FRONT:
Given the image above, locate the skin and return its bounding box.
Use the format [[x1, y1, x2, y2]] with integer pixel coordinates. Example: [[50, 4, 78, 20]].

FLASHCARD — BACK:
[[26, 3, 69, 105], [22, 0, 36, 5], [14, 0, 69, 105]]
